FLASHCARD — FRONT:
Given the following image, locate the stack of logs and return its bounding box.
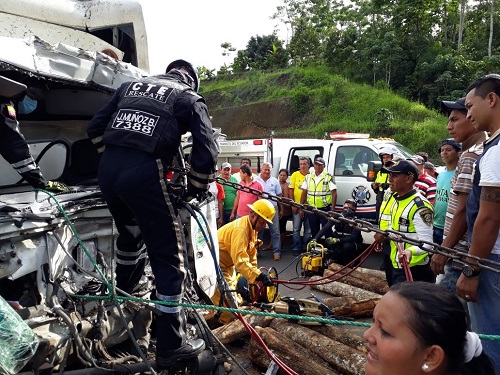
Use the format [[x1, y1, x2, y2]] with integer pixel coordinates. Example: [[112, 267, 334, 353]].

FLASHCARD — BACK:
[[211, 264, 388, 374]]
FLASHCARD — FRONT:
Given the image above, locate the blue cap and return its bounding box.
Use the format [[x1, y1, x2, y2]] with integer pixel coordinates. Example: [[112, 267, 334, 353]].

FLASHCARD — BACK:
[[441, 97, 466, 114], [439, 139, 461, 153]]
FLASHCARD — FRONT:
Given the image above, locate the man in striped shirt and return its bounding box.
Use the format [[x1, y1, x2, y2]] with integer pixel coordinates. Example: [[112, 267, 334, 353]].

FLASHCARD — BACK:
[[410, 154, 437, 203], [430, 97, 487, 293]]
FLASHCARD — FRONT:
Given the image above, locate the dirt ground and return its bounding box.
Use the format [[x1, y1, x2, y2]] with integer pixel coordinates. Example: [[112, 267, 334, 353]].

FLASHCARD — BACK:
[[206, 97, 312, 140]]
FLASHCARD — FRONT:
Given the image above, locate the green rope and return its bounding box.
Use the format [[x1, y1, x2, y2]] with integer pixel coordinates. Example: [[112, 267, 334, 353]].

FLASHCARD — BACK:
[[71, 293, 500, 341], [36, 189, 113, 295]]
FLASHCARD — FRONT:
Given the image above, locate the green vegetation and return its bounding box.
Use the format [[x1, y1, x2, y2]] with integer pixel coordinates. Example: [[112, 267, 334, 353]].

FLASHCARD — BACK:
[[201, 66, 449, 162], [201, 0, 500, 113]]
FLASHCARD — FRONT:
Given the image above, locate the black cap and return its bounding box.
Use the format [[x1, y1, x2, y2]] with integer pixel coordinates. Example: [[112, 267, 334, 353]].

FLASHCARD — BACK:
[[381, 160, 419, 180], [441, 97, 466, 113], [439, 139, 461, 153]]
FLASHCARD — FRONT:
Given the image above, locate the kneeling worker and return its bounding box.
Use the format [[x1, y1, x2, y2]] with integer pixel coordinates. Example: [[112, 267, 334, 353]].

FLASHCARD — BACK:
[[311, 199, 363, 266], [212, 200, 275, 324]]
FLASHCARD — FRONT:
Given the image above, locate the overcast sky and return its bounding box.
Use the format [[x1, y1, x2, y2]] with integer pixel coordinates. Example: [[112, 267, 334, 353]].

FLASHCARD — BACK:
[[139, 0, 287, 74]]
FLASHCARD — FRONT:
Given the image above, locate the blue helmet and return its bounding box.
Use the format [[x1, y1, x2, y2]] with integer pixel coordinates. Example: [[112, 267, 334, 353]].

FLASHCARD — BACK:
[[166, 59, 199, 92]]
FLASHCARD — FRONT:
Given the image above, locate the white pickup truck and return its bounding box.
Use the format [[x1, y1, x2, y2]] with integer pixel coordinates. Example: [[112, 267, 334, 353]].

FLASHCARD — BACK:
[[217, 133, 415, 223]]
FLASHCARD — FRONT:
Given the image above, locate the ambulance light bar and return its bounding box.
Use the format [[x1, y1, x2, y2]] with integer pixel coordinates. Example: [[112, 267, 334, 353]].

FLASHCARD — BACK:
[[330, 132, 371, 140]]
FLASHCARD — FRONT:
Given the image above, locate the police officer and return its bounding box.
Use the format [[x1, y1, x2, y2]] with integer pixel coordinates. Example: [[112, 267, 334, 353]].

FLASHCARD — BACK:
[[87, 60, 218, 368], [0, 76, 66, 191], [379, 160, 435, 284], [311, 199, 363, 266]]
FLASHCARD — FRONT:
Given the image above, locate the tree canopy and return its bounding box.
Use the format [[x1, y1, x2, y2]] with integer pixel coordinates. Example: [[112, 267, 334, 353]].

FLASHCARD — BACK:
[[206, 0, 500, 110]]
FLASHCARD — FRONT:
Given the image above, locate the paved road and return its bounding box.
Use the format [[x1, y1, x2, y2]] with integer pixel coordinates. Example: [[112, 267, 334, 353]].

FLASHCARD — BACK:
[[257, 231, 383, 301]]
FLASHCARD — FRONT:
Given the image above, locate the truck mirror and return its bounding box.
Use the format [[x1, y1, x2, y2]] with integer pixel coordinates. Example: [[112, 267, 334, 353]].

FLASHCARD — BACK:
[[367, 161, 382, 182]]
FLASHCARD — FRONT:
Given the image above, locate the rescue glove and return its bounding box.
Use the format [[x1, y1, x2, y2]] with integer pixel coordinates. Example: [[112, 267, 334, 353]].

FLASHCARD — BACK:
[[256, 272, 274, 287], [183, 183, 207, 202], [45, 181, 70, 193], [325, 237, 340, 246]]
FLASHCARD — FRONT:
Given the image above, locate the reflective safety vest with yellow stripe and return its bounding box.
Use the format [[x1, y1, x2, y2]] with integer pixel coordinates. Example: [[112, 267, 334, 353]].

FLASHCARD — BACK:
[[389, 191, 433, 268], [379, 190, 396, 229], [305, 171, 334, 208], [374, 171, 389, 191]]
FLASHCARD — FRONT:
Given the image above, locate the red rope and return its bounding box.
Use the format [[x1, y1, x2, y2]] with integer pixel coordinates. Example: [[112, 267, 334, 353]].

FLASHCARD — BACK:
[[234, 312, 299, 375], [396, 241, 413, 281], [222, 239, 382, 374]]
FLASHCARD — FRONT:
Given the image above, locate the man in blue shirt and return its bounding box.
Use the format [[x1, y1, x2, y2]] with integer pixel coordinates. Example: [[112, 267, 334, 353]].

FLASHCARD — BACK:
[[433, 139, 460, 244]]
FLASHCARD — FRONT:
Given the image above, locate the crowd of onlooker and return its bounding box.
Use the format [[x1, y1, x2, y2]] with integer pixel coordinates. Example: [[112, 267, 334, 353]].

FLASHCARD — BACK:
[[214, 74, 500, 374]]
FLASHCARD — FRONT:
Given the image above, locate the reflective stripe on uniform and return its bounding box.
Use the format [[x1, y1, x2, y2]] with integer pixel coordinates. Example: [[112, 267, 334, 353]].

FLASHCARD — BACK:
[[115, 253, 147, 265], [189, 168, 215, 180], [188, 178, 209, 189], [156, 291, 183, 313], [389, 193, 433, 268], [306, 171, 333, 207], [157, 159, 188, 297], [378, 192, 395, 231]]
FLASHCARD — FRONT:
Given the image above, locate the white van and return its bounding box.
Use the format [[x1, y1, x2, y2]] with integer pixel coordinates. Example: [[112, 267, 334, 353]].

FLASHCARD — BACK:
[[218, 134, 415, 223]]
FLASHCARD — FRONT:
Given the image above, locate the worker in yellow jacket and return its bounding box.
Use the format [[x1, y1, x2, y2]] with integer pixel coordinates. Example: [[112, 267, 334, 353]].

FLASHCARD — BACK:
[[212, 200, 275, 323]]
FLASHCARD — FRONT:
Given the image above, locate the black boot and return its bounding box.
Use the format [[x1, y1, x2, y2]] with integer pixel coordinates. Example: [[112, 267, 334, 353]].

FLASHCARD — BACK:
[[156, 339, 205, 368], [155, 311, 206, 369]]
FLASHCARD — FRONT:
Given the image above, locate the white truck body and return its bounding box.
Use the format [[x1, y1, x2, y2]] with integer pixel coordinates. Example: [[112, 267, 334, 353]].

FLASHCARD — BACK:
[[0, 0, 149, 71], [0, 0, 150, 191], [0, 36, 149, 191], [218, 135, 415, 223]]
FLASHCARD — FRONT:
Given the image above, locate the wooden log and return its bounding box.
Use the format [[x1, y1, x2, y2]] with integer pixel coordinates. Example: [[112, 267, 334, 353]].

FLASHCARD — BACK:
[[311, 324, 367, 353], [270, 319, 367, 375], [321, 296, 377, 318], [249, 326, 341, 375], [326, 265, 388, 294], [319, 295, 357, 308], [354, 266, 387, 280], [310, 275, 383, 300], [211, 312, 274, 344]]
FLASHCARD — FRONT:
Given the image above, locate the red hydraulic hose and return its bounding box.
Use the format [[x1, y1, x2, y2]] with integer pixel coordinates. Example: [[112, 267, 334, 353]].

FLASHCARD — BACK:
[[273, 240, 380, 286]]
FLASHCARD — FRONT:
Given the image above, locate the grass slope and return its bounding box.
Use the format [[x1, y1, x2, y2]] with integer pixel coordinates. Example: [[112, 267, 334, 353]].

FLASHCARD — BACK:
[[201, 66, 450, 162]]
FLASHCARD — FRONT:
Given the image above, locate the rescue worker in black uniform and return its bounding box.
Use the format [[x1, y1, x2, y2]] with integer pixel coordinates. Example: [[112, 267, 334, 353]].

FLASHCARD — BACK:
[[0, 75, 67, 191], [87, 60, 218, 368], [311, 199, 363, 266]]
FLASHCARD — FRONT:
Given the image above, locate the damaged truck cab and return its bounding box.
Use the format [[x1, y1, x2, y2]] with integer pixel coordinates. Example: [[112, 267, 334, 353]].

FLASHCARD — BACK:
[[0, 2, 224, 374]]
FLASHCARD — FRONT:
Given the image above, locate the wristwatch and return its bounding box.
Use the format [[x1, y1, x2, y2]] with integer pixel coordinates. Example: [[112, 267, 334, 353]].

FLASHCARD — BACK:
[[462, 264, 482, 278]]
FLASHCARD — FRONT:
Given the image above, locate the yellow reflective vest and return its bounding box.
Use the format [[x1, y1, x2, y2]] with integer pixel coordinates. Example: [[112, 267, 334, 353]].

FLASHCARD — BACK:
[[379, 191, 395, 230], [389, 191, 433, 268], [304, 171, 335, 208], [374, 171, 389, 191]]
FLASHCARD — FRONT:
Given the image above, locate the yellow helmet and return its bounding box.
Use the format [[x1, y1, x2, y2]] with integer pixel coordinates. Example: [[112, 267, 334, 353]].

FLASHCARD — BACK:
[[247, 200, 276, 224]]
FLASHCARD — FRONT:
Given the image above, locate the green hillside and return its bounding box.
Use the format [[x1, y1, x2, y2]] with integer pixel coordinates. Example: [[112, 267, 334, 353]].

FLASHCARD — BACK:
[[201, 66, 450, 162]]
